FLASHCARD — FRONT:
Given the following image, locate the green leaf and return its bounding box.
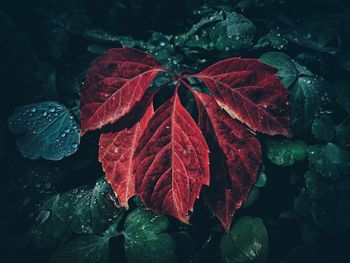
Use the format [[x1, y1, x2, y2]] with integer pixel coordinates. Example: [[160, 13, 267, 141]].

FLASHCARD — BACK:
[[308, 143, 350, 180], [31, 213, 72, 250], [260, 52, 297, 88], [335, 124, 350, 146], [255, 171, 267, 188], [49, 223, 119, 263], [254, 29, 289, 50], [54, 177, 120, 234], [334, 80, 350, 114], [304, 170, 329, 199], [8, 101, 80, 161], [266, 139, 307, 166], [220, 217, 268, 263], [50, 235, 109, 263], [260, 52, 329, 134], [31, 195, 73, 250], [310, 176, 350, 233], [124, 208, 177, 263], [180, 11, 255, 51], [242, 187, 260, 208], [311, 116, 334, 141], [209, 11, 256, 51]]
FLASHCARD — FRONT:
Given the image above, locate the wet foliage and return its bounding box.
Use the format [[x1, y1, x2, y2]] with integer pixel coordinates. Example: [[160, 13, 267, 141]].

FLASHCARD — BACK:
[[1, 0, 350, 262]]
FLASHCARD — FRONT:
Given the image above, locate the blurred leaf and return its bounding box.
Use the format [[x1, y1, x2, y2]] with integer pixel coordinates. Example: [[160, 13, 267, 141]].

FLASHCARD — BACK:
[[304, 170, 329, 200], [334, 80, 350, 114], [124, 208, 177, 263], [308, 143, 350, 180], [311, 176, 350, 233], [266, 139, 307, 166], [220, 217, 268, 263], [311, 116, 334, 141], [242, 187, 260, 208], [335, 124, 350, 146], [8, 101, 80, 161], [255, 171, 267, 188]]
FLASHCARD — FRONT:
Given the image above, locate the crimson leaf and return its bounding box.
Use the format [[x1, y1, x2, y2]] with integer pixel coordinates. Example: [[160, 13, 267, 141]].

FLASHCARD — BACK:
[[193, 90, 261, 231], [99, 103, 154, 208], [80, 47, 165, 135], [194, 58, 292, 137], [133, 90, 210, 223]]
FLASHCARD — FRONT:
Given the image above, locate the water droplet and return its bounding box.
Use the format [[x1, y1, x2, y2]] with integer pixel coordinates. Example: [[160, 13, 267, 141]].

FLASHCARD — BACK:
[[159, 41, 166, 47], [30, 107, 37, 113], [61, 132, 66, 137], [36, 210, 51, 224], [72, 143, 78, 149], [49, 107, 55, 113], [42, 111, 48, 116]]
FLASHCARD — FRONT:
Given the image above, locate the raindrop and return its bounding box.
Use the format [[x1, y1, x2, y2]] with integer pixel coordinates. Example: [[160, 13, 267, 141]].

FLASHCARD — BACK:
[[36, 210, 51, 224], [30, 107, 37, 113], [72, 143, 78, 149], [160, 41, 166, 47], [49, 107, 55, 113]]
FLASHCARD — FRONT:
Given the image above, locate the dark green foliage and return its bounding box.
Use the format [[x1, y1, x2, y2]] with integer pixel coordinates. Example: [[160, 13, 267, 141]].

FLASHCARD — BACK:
[[2, 0, 350, 263]]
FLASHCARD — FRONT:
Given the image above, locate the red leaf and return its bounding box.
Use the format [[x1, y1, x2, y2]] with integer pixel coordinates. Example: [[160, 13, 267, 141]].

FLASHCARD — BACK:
[[133, 91, 210, 223], [99, 102, 154, 209], [80, 47, 165, 135], [193, 90, 262, 231], [194, 58, 292, 137]]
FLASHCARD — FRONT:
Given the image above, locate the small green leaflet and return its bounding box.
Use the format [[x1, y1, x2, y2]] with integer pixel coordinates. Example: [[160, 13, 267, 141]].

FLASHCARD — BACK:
[[8, 101, 80, 161]]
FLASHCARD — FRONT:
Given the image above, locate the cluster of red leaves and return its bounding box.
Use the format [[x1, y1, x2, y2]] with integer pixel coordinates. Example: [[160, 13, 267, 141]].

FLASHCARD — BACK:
[[80, 47, 291, 231]]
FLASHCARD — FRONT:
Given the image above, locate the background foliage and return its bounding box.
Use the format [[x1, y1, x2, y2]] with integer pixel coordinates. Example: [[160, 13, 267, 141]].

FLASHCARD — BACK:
[[1, 0, 350, 262]]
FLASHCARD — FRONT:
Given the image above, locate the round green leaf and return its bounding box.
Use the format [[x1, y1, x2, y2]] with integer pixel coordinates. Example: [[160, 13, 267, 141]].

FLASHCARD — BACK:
[[8, 101, 80, 161], [266, 139, 307, 166], [221, 217, 268, 263], [124, 208, 177, 263]]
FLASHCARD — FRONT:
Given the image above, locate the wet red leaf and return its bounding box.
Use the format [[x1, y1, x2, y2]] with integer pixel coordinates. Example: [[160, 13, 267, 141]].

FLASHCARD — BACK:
[[133, 91, 210, 223], [81, 48, 291, 230], [195, 58, 292, 137], [99, 102, 154, 208], [193, 90, 261, 231], [80, 47, 165, 135]]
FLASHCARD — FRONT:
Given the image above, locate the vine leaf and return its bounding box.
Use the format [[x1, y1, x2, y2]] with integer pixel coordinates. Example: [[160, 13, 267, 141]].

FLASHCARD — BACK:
[[133, 91, 210, 223], [80, 47, 165, 135], [194, 57, 291, 137], [81, 47, 291, 230], [99, 102, 154, 208], [194, 91, 261, 231]]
